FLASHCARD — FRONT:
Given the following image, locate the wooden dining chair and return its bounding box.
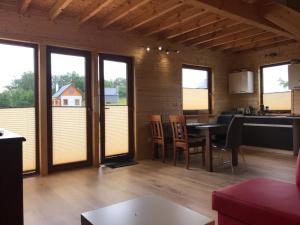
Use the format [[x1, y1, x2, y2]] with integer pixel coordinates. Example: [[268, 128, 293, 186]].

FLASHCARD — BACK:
[[169, 115, 206, 169], [150, 115, 166, 162]]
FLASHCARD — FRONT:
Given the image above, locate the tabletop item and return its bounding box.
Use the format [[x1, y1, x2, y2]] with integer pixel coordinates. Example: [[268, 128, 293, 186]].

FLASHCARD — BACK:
[[81, 196, 214, 225]]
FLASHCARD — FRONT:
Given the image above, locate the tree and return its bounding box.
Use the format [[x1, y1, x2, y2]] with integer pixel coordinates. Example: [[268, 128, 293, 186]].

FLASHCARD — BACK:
[[0, 71, 35, 108], [52, 71, 85, 94], [278, 78, 289, 89]]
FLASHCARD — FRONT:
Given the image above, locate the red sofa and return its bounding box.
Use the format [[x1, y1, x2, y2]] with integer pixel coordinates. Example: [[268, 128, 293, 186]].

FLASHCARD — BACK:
[[212, 153, 300, 225]]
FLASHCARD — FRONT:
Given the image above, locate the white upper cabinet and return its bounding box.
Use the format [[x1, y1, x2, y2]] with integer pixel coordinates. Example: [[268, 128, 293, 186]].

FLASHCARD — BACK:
[[288, 63, 300, 89], [228, 71, 254, 94]]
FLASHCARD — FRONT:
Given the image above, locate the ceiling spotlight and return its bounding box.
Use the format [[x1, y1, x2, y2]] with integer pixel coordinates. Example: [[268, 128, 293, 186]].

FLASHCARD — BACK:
[[175, 50, 180, 54], [146, 47, 151, 52], [166, 50, 170, 55], [158, 46, 163, 51]]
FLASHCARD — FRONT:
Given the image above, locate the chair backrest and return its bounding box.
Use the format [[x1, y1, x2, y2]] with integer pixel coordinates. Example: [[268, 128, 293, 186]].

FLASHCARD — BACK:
[[296, 152, 300, 188], [150, 115, 164, 140], [217, 114, 234, 125], [169, 115, 188, 143], [225, 116, 243, 150]]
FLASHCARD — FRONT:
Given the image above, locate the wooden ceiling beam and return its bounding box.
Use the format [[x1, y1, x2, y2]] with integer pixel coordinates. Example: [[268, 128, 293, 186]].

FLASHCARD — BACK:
[[164, 13, 224, 39], [210, 32, 279, 50], [99, 0, 151, 29], [124, 0, 185, 32], [49, 0, 73, 20], [262, 3, 300, 39], [17, 0, 32, 14], [229, 37, 292, 53], [183, 23, 253, 46], [185, 0, 297, 40], [79, 0, 114, 24], [145, 8, 207, 36], [170, 19, 237, 43]]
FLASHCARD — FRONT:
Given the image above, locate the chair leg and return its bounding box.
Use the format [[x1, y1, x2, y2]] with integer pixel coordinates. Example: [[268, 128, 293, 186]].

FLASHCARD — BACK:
[[152, 142, 156, 160], [229, 150, 234, 174], [186, 150, 190, 169], [173, 144, 177, 166], [201, 144, 206, 166], [162, 143, 166, 163]]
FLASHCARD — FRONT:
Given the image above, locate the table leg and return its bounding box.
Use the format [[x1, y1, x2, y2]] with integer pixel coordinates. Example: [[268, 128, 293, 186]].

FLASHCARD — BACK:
[[205, 130, 213, 172], [232, 146, 238, 166]]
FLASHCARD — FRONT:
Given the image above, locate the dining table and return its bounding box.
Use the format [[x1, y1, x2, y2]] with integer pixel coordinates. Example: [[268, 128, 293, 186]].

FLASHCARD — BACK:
[[187, 123, 238, 172]]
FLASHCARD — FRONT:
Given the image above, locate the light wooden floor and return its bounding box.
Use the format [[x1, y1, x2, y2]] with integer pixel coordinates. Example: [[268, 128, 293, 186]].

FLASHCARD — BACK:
[[24, 147, 297, 225]]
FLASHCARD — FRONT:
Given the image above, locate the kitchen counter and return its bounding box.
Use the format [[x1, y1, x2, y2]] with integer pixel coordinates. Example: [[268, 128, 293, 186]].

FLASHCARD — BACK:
[[234, 115, 300, 154]]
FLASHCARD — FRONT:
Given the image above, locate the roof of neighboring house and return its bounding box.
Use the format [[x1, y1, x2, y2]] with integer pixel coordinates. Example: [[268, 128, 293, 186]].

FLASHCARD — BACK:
[[105, 88, 118, 96], [52, 83, 73, 98]]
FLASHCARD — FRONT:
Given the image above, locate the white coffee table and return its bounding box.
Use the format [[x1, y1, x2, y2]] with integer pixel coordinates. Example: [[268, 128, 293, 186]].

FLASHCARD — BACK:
[[81, 196, 214, 225]]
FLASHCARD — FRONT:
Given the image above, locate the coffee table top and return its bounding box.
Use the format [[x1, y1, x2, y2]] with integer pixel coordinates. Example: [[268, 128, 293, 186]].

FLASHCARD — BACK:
[[81, 196, 214, 225]]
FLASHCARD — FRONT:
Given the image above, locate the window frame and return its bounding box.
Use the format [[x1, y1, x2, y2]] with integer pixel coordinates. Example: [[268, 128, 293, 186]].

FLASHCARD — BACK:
[[182, 64, 212, 114], [260, 62, 291, 113], [0, 39, 40, 176]]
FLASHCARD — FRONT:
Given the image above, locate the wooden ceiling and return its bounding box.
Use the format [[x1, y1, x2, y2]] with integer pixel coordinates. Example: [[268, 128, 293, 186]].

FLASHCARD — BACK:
[[10, 0, 300, 53]]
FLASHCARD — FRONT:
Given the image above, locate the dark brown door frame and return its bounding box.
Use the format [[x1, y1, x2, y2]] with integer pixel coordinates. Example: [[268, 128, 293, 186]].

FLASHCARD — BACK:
[[0, 39, 40, 176], [260, 62, 291, 113], [99, 53, 134, 163], [182, 64, 212, 115], [46, 46, 92, 172]]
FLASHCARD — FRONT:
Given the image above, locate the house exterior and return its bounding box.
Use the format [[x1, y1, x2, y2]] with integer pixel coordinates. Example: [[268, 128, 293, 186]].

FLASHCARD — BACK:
[[105, 88, 119, 104], [52, 84, 82, 107]]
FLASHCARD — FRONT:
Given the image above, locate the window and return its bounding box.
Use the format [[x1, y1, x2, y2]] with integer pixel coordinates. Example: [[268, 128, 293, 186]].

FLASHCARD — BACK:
[[63, 99, 68, 105], [182, 65, 211, 113], [0, 40, 38, 174], [261, 63, 291, 112], [75, 99, 80, 106]]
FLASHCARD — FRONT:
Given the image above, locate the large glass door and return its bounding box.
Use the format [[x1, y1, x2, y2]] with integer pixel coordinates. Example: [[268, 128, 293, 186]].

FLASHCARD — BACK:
[[99, 54, 134, 163], [47, 46, 92, 172], [0, 40, 38, 174]]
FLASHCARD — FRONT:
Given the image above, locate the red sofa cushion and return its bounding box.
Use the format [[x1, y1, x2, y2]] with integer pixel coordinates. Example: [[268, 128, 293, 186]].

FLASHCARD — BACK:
[[297, 153, 300, 188], [212, 178, 300, 225]]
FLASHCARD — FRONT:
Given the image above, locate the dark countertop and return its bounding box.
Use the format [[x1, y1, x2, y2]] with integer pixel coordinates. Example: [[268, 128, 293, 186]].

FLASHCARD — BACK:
[[0, 130, 26, 143], [235, 115, 300, 119]]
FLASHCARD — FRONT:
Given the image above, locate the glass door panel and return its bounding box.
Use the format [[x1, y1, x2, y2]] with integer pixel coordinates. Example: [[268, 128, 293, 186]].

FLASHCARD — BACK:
[[47, 46, 91, 171], [104, 60, 129, 156], [0, 41, 38, 173], [99, 54, 133, 162]]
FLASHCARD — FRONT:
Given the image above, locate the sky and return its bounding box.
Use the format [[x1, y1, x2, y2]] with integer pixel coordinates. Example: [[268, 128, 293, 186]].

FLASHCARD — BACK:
[[182, 68, 208, 89], [0, 44, 34, 92], [0, 44, 127, 93], [263, 64, 290, 93]]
